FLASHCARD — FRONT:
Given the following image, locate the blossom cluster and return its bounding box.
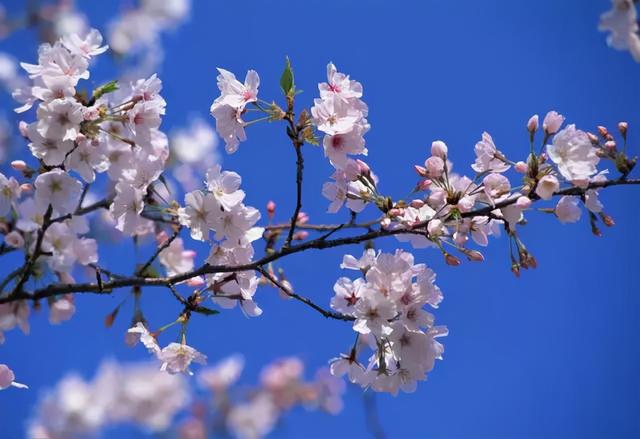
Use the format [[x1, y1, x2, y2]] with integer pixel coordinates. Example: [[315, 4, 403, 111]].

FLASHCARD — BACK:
[[28, 361, 190, 438], [26, 356, 343, 439], [600, 0, 640, 62], [178, 164, 265, 316], [329, 249, 447, 395]]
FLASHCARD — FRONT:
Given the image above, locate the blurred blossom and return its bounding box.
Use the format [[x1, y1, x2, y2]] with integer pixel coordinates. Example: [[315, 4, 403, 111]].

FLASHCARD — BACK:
[[29, 361, 189, 437]]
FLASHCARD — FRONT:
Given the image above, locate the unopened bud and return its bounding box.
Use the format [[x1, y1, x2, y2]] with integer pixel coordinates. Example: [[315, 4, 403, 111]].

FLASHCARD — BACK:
[[11, 160, 27, 171], [356, 159, 371, 175], [20, 183, 33, 192], [587, 132, 599, 144], [418, 179, 432, 191], [465, 250, 484, 262], [293, 230, 309, 240], [297, 212, 309, 225], [597, 126, 608, 138], [444, 253, 461, 266], [527, 114, 539, 134], [430, 140, 448, 159], [414, 165, 428, 177], [266, 200, 276, 219], [604, 140, 617, 151], [514, 161, 528, 173], [187, 276, 205, 287], [387, 208, 403, 218], [424, 156, 445, 178], [600, 213, 615, 227], [618, 121, 628, 138], [511, 263, 521, 278]]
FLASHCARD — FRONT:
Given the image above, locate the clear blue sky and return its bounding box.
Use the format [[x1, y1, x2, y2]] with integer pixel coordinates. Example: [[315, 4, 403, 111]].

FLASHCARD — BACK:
[[1, 1, 640, 438]]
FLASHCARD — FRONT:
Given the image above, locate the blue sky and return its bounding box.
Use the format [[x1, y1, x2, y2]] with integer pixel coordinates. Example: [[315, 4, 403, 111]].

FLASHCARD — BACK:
[[1, 0, 640, 438]]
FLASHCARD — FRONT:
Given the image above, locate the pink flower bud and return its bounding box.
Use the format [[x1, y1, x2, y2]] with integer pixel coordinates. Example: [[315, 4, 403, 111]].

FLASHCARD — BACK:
[[430, 140, 448, 159], [266, 200, 276, 219], [293, 231, 309, 240], [0, 365, 16, 389], [414, 165, 428, 177], [542, 111, 564, 135], [418, 179, 432, 191], [424, 156, 445, 179], [182, 250, 197, 258], [597, 126, 608, 137], [527, 114, 539, 133], [410, 199, 424, 208], [18, 121, 29, 137], [187, 276, 205, 287], [515, 196, 532, 209], [587, 132, 599, 144], [604, 140, 616, 151], [444, 253, 461, 266], [514, 161, 528, 173], [297, 212, 309, 225], [20, 183, 33, 192], [466, 250, 484, 262], [356, 159, 371, 174], [10, 160, 26, 171], [618, 122, 628, 137]]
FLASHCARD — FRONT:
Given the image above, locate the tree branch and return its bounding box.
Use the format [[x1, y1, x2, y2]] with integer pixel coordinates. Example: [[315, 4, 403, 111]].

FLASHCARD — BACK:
[[0, 178, 637, 306], [256, 266, 354, 321]]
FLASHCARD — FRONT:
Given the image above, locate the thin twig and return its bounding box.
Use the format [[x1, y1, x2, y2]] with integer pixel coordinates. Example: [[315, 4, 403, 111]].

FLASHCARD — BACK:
[[136, 226, 181, 277], [256, 266, 354, 321]]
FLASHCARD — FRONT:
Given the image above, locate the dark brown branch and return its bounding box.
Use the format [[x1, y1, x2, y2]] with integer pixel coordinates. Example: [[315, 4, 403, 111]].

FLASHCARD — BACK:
[[256, 266, 354, 321], [136, 226, 182, 276], [284, 137, 304, 247], [0, 178, 638, 306]]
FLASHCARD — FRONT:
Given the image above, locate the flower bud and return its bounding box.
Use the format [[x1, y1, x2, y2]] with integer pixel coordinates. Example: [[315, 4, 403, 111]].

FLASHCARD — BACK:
[[604, 140, 616, 151], [10, 160, 27, 171], [20, 183, 33, 192], [266, 200, 276, 219], [187, 277, 205, 287], [444, 253, 461, 266], [618, 121, 628, 138], [587, 132, 599, 144], [387, 208, 403, 218], [414, 165, 428, 177], [542, 111, 564, 135], [293, 231, 309, 241], [418, 179, 432, 191], [527, 114, 539, 133], [297, 212, 309, 225], [465, 249, 484, 262], [356, 159, 371, 175], [600, 213, 615, 227], [430, 140, 448, 159], [514, 161, 528, 173], [597, 125, 608, 137]]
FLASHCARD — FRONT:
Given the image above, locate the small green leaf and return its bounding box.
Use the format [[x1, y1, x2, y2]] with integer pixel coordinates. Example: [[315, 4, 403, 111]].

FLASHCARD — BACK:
[[280, 57, 294, 96], [93, 80, 119, 101], [139, 265, 160, 278], [193, 305, 220, 316]]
